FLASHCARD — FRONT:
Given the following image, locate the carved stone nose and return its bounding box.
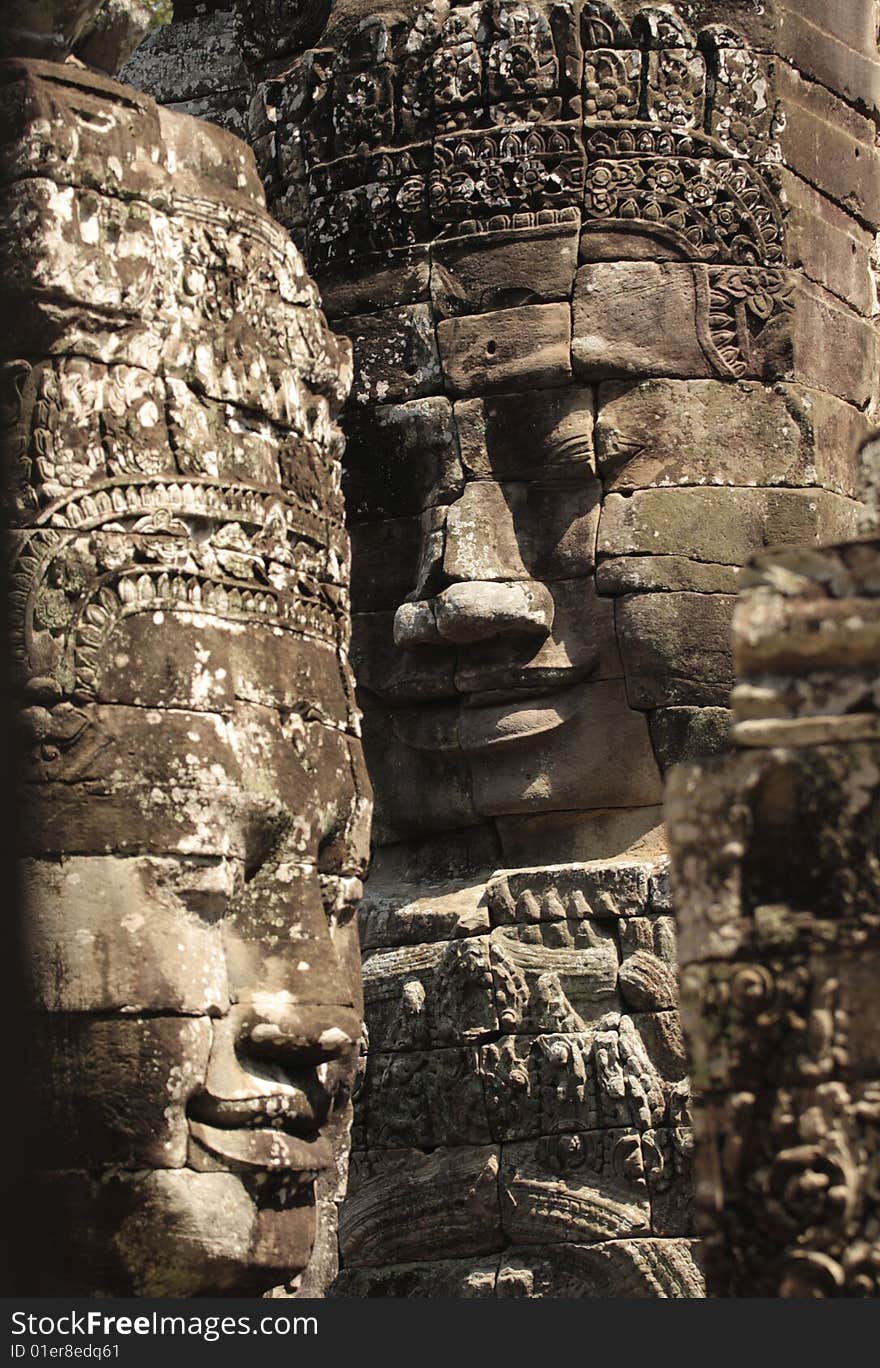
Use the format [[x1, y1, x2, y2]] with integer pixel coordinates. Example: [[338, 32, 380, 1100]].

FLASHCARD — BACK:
[[393, 580, 554, 647]]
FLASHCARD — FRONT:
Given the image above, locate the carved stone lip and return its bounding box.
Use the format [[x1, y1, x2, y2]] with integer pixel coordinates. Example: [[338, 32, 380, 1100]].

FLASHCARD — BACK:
[[391, 679, 592, 753], [459, 664, 597, 706], [460, 680, 595, 752], [188, 1119, 333, 1175], [189, 1089, 320, 1130]]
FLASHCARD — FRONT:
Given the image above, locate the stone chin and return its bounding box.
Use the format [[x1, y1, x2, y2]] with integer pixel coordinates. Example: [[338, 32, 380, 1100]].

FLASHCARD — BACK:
[[112, 1168, 320, 1298]]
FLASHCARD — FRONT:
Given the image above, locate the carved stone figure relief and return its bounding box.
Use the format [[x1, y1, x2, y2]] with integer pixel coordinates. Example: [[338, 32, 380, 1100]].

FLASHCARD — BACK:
[[2, 55, 368, 1295], [107, 0, 880, 1294], [667, 477, 880, 1295]]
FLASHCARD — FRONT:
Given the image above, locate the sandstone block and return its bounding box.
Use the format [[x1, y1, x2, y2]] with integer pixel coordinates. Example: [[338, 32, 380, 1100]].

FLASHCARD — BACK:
[[572, 262, 713, 381], [632, 1009, 688, 1086], [495, 808, 667, 869], [443, 476, 600, 583], [73, 0, 152, 75], [618, 950, 677, 1012], [595, 379, 870, 497], [469, 677, 664, 816], [359, 1048, 490, 1149], [451, 579, 620, 696], [20, 855, 231, 1014], [2, 1, 106, 60], [732, 714, 880, 748], [649, 705, 734, 772], [165, 91, 249, 141], [780, 170, 878, 319], [596, 556, 742, 595], [780, 0, 880, 54], [361, 703, 478, 843], [351, 611, 456, 703], [778, 11, 880, 122], [481, 1034, 598, 1141], [618, 914, 676, 968], [361, 937, 499, 1051], [359, 880, 490, 952], [775, 59, 880, 227], [499, 1131, 651, 1245], [431, 220, 579, 317], [343, 397, 463, 521], [599, 487, 864, 567], [349, 514, 423, 612], [337, 304, 441, 406], [667, 741, 880, 969], [760, 279, 879, 408], [437, 303, 572, 397], [428, 581, 554, 644], [120, 9, 247, 104], [319, 248, 431, 319], [31, 1169, 266, 1296], [616, 592, 737, 708], [454, 387, 595, 482], [339, 1147, 502, 1265], [489, 920, 620, 1033], [486, 861, 652, 925]]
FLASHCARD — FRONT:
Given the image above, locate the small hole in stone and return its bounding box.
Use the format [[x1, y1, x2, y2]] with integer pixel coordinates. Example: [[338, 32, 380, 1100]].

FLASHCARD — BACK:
[[485, 339, 497, 356]]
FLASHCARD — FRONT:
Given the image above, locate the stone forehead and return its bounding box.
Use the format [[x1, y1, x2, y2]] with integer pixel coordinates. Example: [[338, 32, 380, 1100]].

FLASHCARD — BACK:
[[278, 0, 784, 274]]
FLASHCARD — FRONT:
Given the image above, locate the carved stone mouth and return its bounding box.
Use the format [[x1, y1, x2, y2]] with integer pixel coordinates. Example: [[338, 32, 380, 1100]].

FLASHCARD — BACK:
[[460, 664, 597, 707], [188, 1119, 332, 1176], [459, 682, 594, 752], [188, 1089, 320, 1130], [390, 679, 593, 753]]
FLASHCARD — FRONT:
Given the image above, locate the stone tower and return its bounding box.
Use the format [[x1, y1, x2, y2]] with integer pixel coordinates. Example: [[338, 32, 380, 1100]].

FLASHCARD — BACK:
[[2, 41, 369, 1293], [119, 0, 880, 1294]]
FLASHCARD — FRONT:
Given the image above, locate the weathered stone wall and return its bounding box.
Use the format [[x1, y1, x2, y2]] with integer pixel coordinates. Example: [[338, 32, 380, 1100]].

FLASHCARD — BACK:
[[2, 56, 368, 1295], [122, 0, 880, 1295], [668, 521, 880, 1296], [123, 5, 253, 136]]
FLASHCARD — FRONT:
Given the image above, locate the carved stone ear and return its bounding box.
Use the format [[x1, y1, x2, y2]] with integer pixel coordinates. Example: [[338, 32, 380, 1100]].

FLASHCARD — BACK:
[[631, 5, 695, 50], [580, 3, 631, 50], [0, 360, 31, 431]]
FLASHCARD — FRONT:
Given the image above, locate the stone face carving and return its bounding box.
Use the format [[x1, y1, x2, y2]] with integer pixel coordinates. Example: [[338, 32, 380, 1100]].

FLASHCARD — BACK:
[[667, 520, 880, 1296], [203, 0, 875, 863], [122, 0, 880, 1295], [2, 58, 368, 1295]]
